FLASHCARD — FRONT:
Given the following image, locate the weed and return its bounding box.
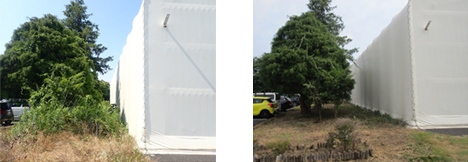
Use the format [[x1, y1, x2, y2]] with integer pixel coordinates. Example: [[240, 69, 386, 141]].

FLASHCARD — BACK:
[[266, 140, 291, 156], [11, 72, 125, 137], [0, 128, 150, 161], [409, 132, 452, 161], [341, 104, 407, 127], [326, 118, 360, 151]]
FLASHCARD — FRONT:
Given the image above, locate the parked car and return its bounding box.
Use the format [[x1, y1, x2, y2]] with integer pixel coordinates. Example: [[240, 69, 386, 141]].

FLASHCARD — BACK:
[[253, 92, 278, 102], [253, 97, 277, 118], [289, 95, 300, 106], [0, 100, 14, 125], [10, 101, 30, 121], [280, 96, 294, 111], [254, 92, 281, 111]]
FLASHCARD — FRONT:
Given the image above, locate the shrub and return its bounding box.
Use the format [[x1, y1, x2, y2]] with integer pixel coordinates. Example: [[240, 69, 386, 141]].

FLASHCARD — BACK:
[[11, 70, 124, 137], [266, 140, 291, 156], [327, 118, 360, 151]]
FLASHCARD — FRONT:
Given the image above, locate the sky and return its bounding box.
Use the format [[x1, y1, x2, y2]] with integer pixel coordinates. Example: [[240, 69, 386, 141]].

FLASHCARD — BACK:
[[0, 0, 142, 82], [1, 0, 409, 82], [254, 0, 409, 60]]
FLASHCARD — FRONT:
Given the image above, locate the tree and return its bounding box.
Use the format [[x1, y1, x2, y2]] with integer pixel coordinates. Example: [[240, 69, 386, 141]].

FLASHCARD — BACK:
[[0, 14, 98, 98], [97, 80, 110, 101], [253, 56, 268, 92], [307, 0, 358, 57], [259, 12, 354, 116], [63, 0, 113, 75]]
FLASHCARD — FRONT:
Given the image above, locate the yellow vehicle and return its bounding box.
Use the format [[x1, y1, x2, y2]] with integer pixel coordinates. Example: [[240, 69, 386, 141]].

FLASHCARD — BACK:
[[253, 97, 277, 118]]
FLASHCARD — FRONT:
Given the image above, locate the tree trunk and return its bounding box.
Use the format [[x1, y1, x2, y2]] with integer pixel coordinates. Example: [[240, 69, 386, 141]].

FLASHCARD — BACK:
[[299, 93, 311, 115], [314, 103, 322, 121]]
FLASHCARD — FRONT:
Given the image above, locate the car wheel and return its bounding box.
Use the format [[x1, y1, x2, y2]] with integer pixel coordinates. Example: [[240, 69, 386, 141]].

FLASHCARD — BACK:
[[5, 120, 12, 125], [260, 110, 271, 118]]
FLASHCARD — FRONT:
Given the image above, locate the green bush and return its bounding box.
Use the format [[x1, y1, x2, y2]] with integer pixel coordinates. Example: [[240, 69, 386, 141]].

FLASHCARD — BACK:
[[327, 118, 359, 151], [266, 140, 290, 156], [11, 70, 124, 137]]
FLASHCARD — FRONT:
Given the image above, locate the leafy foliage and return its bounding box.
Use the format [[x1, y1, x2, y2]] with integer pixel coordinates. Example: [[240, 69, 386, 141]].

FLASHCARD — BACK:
[[259, 12, 354, 116], [0, 0, 112, 99], [97, 80, 110, 101], [12, 68, 123, 136], [0, 0, 121, 141], [307, 0, 358, 57], [63, 0, 113, 75], [0, 14, 92, 98], [253, 56, 269, 92]]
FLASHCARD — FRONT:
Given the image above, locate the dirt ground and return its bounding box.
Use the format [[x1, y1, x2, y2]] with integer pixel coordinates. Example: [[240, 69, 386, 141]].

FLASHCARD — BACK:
[[253, 103, 468, 161]]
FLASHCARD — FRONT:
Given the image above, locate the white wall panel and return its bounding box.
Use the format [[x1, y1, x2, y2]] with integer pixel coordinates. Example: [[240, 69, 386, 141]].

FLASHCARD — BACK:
[[411, 0, 468, 128], [351, 4, 414, 124], [110, 0, 215, 151], [351, 0, 468, 129]]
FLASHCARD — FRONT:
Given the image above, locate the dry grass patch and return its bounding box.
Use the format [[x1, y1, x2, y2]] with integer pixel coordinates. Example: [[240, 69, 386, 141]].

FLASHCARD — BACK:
[[254, 103, 468, 161], [0, 127, 150, 162]]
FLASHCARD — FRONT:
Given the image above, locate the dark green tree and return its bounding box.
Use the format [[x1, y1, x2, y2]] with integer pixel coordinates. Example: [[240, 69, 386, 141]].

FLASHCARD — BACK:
[[97, 80, 110, 101], [253, 56, 268, 92], [307, 0, 358, 57], [259, 12, 354, 116], [0, 14, 99, 98], [63, 0, 113, 75]]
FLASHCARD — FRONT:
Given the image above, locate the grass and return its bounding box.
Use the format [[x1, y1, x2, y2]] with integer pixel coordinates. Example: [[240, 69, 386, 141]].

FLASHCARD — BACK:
[[0, 126, 151, 162], [253, 103, 468, 161], [408, 132, 468, 161]]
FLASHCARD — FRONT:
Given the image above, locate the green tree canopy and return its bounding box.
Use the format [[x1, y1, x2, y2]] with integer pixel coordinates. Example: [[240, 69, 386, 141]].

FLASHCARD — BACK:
[[253, 56, 269, 92], [63, 0, 113, 75], [259, 12, 354, 115], [0, 14, 98, 98], [307, 0, 358, 57], [97, 80, 110, 101]]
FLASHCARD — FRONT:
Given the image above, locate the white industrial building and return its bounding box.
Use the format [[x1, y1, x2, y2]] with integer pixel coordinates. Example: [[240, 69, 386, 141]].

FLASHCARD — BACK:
[[350, 0, 468, 129], [110, 0, 215, 153]]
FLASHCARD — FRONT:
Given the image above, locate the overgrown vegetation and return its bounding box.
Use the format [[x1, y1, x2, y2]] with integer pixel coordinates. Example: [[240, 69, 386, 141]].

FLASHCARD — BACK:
[[407, 132, 468, 161], [0, 68, 147, 161], [266, 140, 291, 156], [253, 103, 468, 161], [0, 0, 112, 99], [11, 69, 123, 137], [0, 0, 148, 161], [0, 129, 150, 161], [326, 118, 360, 151], [340, 104, 407, 127]]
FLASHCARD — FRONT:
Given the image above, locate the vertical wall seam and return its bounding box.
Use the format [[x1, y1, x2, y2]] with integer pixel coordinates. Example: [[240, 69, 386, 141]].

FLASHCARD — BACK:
[[142, 0, 147, 149], [407, 0, 420, 129]]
